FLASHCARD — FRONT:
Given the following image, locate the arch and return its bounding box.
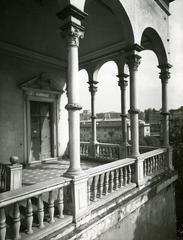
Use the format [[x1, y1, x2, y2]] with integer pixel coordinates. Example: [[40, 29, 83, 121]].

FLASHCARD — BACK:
[[81, 0, 134, 56], [140, 27, 168, 65]]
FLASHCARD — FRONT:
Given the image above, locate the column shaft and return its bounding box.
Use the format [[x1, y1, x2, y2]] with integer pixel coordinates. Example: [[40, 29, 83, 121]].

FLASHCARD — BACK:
[[159, 64, 171, 147], [126, 54, 141, 157], [88, 80, 98, 158], [118, 75, 128, 157]]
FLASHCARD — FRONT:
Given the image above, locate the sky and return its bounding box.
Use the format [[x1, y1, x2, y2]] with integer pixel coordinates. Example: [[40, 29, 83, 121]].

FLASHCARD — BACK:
[[79, 0, 183, 113]]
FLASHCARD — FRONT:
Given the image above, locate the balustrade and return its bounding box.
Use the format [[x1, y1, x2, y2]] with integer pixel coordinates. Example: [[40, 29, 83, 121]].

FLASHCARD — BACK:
[[0, 165, 6, 192], [0, 177, 71, 240], [142, 149, 168, 177], [86, 158, 136, 203], [80, 142, 90, 157], [80, 142, 121, 161]]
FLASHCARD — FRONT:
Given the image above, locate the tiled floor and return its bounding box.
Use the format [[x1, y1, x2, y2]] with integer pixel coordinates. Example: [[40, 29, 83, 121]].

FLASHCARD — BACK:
[[22, 160, 101, 186]]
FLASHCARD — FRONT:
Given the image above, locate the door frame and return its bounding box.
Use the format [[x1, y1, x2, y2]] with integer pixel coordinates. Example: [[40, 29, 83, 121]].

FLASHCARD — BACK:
[[24, 90, 59, 164]]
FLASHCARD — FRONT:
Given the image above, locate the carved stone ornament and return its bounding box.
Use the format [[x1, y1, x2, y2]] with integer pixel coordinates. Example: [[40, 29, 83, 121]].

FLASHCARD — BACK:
[[62, 23, 84, 47], [126, 54, 141, 71], [88, 80, 98, 94], [65, 103, 82, 111], [158, 64, 172, 83]]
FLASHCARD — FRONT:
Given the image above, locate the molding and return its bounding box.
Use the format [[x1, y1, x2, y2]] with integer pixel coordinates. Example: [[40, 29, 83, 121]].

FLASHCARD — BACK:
[[0, 41, 66, 69], [57, 4, 88, 21], [154, 0, 171, 16], [80, 41, 127, 66], [125, 43, 144, 53]]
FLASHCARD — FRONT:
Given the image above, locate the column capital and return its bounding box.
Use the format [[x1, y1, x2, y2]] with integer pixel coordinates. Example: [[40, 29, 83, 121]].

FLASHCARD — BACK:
[[117, 73, 129, 89], [158, 63, 172, 84], [61, 22, 84, 47], [118, 79, 128, 90], [87, 80, 98, 94], [57, 4, 87, 47], [126, 54, 141, 71]]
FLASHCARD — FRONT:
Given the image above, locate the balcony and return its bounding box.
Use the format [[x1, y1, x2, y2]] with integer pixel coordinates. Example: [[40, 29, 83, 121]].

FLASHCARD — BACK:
[[0, 146, 176, 240]]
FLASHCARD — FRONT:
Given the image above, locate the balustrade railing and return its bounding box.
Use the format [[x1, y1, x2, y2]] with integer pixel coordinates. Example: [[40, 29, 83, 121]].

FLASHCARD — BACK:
[[85, 158, 136, 203], [80, 141, 90, 157], [80, 142, 121, 161], [0, 177, 71, 240], [142, 148, 168, 178], [0, 164, 7, 192], [95, 143, 121, 160]]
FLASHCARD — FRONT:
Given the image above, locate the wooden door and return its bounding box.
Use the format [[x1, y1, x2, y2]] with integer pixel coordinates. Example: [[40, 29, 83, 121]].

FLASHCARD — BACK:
[[30, 101, 53, 161]]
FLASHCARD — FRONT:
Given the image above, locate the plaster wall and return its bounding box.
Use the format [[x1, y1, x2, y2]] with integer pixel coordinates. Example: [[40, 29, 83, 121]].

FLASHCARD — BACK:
[[123, 0, 170, 53], [0, 53, 68, 164], [98, 184, 176, 240]]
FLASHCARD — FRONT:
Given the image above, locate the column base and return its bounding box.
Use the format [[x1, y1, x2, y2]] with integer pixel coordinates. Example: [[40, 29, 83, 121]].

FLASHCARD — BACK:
[[64, 168, 83, 177]]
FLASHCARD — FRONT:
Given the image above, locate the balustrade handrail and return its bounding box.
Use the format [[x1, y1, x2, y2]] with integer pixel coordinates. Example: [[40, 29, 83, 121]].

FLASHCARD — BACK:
[[80, 141, 90, 144], [138, 148, 167, 161], [95, 142, 120, 147], [85, 157, 135, 177], [0, 177, 71, 208]]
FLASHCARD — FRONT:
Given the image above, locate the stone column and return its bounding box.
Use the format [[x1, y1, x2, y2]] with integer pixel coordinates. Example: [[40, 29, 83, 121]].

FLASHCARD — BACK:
[[117, 73, 129, 157], [57, 14, 85, 175], [88, 80, 98, 158], [126, 54, 141, 157], [158, 64, 172, 147]]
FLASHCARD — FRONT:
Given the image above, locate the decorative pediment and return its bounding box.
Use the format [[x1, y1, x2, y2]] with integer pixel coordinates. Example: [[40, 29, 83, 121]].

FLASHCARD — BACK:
[[18, 72, 64, 94]]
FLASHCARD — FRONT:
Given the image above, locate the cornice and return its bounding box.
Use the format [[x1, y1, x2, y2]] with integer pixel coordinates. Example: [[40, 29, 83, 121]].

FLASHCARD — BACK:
[[80, 41, 127, 67], [0, 41, 67, 70], [154, 0, 171, 16], [57, 4, 88, 21]]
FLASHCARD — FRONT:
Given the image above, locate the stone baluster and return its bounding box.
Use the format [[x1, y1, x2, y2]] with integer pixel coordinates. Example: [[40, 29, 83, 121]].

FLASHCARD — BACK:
[[99, 174, 105, 198], [38, 194, 44, 229], [13, 203, 21, 240], [57, 188, 64, 219], [104, 172, 110, 195], [48, 191, 55, 223], [109, 171, 114, 192], [114, 169, 119, 190], [93, 175, 99, 201], [0, 208, 6, 240], [26, 198, 33, 234], [88, 178, 93, 202], [128, 165, 132, 184], [119, 168, 124, 187], [124, 167, 128, 186]]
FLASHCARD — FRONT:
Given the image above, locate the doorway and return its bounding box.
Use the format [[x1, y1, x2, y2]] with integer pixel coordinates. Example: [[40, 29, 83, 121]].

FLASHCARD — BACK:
[[30, 101, 53, 161]]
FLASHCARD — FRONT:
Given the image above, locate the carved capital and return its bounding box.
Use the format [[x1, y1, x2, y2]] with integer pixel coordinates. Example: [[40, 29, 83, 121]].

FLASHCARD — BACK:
[[61, 22, 84, 47], [88, 80, 98, 94], [158, 64, 172, 84], [65, 103, 82, 111], [126, 54, 141, 71]]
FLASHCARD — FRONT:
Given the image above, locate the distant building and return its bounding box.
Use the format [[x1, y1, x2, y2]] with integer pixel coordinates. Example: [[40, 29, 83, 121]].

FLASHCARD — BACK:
[[80, 118, 150, 143], [80, 110, 91, 121], [145, 109, 162, 138], [170, 106, 183, 133]]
